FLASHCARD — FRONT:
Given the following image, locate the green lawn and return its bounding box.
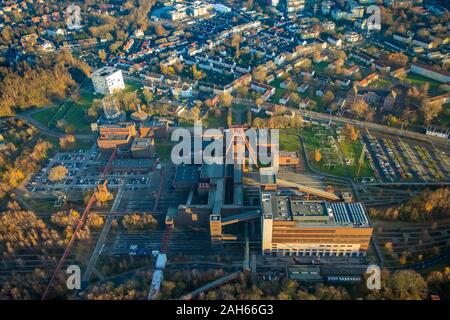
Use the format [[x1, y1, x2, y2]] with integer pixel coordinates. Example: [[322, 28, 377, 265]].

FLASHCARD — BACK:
[[279, 129, 301, 151], [313, 61, 328, 73], [63, 106, 91, 133], [370, 78, 392, 88], [231, 103, 250, 125], [300, 126, 374, 179], [30, 90, 96, 134], [406, 73, 441, 92], [31, 107, 58, 125], [45, 136, 93, 154], [24, 197, 60, 214], [124, 81, 142, 93], [155, 143, 173, 161], [31, 80, 144, 134], [204, 109, 227, 128], [269, 78, 287, 104], [339, 139, 374, 178]]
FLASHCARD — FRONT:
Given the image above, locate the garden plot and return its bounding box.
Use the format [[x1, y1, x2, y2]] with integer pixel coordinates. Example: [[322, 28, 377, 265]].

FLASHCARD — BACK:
[[302, 125, 374, 179]]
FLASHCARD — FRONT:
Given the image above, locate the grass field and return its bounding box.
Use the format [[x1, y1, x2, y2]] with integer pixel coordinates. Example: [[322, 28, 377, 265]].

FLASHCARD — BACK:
[[30, 80, 143, 134], [313, 61, 328, 73], [31, 107, 58, 125], [370, 78, 392, 88], [406, 73, 441, 92], [279, 127, 371, 178], [231, 103, 250, 125], [204, 109, 227, 128], [155, 143, 173, 161], [279, 128, 301, 151], [300, 126, 374, 179], [31, 90, 96, 134], [124, 81, 142, 93], [269, 78, 287, 104], [339, 138, 374, 178], [25, 197, 60, 213], [45, 136, 93, 155]]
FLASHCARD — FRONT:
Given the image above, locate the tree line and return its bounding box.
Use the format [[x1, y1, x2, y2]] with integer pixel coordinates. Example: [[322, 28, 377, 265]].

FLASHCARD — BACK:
[[0, 51, 91, 117], [369, 188, 450, 222]]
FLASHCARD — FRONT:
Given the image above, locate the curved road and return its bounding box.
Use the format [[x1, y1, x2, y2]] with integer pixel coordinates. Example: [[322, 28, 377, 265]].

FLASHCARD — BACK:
[[14, 106, 94, 141]]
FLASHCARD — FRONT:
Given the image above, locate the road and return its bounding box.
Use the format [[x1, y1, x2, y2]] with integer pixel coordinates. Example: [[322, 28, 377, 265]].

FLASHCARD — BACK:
[[233, 98, 449, 147], [363, 182, 450, 186], [82, 183, 125, 284], [300, 109, 448, 147], [14, 106, 94, 141]]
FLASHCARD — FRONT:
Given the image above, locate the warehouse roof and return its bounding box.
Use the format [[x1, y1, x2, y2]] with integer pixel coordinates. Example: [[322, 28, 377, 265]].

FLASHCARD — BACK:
[[174, 164, 200, 185], [261, 193, 370, 227], [287, 265, 322, 282], [111, 159, 152, 169]]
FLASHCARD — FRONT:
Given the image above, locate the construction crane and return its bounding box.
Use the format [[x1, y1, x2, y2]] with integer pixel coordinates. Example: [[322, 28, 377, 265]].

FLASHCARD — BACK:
[[41, 148, 117, 300]]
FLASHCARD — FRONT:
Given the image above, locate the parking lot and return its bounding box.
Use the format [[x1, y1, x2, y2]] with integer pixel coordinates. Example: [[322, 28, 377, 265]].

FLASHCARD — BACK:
[[26, 149, 92, 192], [361, 130, 450, 183], [25, 147, 157, 195]]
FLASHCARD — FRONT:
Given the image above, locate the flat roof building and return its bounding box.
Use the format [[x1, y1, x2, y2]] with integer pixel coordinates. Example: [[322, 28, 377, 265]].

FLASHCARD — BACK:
[[260, 167, 277, 191], [102, 95, 124, 120], [279, 151, 300, 166], [92, 67, 125, 95], [131, 137, 154, 159], [110, 158, 153, 172], [97, 123, 136, 150], [283, 0, 305, 17], [261, 193, 373, 256], [173, 164, 200, 189], [287, 265, 322, 282]]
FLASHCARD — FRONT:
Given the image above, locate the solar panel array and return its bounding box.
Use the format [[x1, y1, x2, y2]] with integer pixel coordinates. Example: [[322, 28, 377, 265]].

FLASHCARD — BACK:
[[330, 202, 369, 226]]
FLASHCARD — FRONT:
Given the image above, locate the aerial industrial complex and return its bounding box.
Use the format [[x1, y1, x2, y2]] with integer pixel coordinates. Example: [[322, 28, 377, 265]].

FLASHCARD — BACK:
[[1, 0, 449, 302]]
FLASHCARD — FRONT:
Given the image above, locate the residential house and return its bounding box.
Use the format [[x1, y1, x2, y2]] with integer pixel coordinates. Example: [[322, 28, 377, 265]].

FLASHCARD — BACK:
[[326, 35, 342, 47], [411, 62, 450, 83], [426, 126, 449, 139], [279, 93, 291, 105], [297, 82, 310, 93]]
